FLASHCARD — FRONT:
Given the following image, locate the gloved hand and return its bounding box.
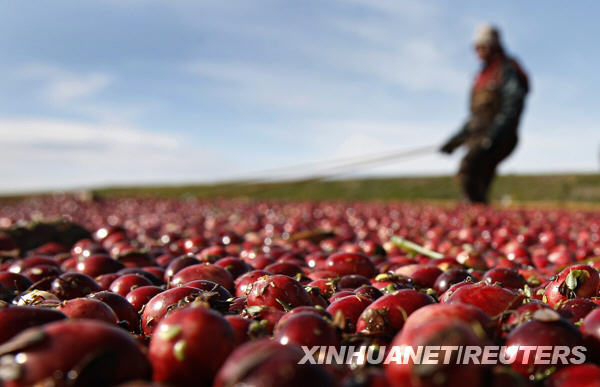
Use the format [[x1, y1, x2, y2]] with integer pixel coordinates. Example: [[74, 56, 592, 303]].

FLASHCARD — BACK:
[[440, 140, 459, 154]]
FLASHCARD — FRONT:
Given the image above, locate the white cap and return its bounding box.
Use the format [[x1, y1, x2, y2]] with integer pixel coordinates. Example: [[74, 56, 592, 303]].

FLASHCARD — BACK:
[[473, 23, 501, 47]]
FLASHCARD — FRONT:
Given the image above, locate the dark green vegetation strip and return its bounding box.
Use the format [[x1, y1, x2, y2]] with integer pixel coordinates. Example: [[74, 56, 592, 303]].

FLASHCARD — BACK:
[[86, 174, 600, 203]]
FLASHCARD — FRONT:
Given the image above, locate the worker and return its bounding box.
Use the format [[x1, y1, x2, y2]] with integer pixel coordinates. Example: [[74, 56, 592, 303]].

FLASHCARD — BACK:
[[440, 24, 529, 204]]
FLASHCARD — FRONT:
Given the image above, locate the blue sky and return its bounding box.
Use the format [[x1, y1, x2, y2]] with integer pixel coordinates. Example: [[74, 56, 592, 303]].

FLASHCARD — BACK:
[[1, 1, 599, 193]]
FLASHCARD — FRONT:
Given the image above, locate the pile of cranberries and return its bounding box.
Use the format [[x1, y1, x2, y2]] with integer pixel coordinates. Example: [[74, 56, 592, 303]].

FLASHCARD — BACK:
[[0, 195, 599, 386]]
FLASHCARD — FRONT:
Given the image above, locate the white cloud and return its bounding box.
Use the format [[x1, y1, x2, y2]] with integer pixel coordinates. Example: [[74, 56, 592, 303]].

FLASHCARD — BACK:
[[17, 64, 114, 103], [0, 118, 235, 193]]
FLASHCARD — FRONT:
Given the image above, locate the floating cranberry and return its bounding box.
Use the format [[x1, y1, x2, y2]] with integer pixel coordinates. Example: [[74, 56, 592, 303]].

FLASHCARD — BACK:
[[326, 294, 372, 333], [505, 310, 583, 377], [356, 289, 434, 336], [214, 339, 333, 387], [149, 306, 234, 385], [433, 269, 474, 293], [275, 312, 339, 347], [0, 304, 65, 344], [0, 319, 150, 386], [482, 267, 527, 290], [246, 275, 311, 311], [170, 264, 234, 291], [75, 254, 125, 277], [58, 297, 118, 324], [50, 272, 102, 300], [88, 291, 140, 332], [126, 285, 164, 312], [141, 286, 202, 335], [325, 252, 376, 278], [446, 282, 524, 318]]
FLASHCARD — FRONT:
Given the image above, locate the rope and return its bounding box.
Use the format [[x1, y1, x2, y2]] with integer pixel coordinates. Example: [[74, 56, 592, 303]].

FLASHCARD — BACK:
[[209, 144, 438, 197]]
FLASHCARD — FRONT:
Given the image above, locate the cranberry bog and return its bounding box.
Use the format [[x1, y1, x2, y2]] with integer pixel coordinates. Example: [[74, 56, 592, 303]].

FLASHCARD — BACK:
[[0, 195, 599, 386]]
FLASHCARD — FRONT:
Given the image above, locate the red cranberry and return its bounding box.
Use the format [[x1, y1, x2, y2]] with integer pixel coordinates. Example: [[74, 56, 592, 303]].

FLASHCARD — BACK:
[[505, 310, 583, 377], [274, 312, 339, 347], [325, 252, 376, 278], [57, 297, 118, 324], [0, 319, 150, 386], [170, 264, 234, 292], [546, 364, 600, 387], [213, 339, 333, 387], [234, 270, 270, 297], [246, 275, 311, 311], [50, 272, 102, 300], [482, 267, 527, 290], [446, 282, 525, 318], [109, 274, 153, 297], [558, 298, 599, 324], [433, 269, 474, 293], [88, 290, 140, 332], [545, 265, 599, 307], [141, 286, 203, 335], [215, 257, 250, 279], [149, 306, 234, 385], [326, 294, 372, 333], [163, 255, 200, 283], [75, 254, 125, 277], [126, 285, 164, 312], [356, 289, 434, 336], [386, 318, 489, 387], [0, 304, 65, 344], [0, 272, 33, 292]]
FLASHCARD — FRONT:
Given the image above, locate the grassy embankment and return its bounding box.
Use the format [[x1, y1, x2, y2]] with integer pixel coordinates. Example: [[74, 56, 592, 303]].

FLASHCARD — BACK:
[[86, 174, 600, 205]]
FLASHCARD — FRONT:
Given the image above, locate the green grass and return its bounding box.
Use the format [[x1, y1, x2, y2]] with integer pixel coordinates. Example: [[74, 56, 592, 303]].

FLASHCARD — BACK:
[[86, 173, 600, 204]]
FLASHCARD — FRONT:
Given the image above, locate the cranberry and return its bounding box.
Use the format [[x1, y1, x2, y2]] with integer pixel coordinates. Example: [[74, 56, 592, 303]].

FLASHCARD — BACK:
[[338, 274, 371, 289], [545, 265, 599, 307], [141, 286, 203, 335], [354, 285, 384, 300], [215, 257, 250, 279], [505, 310, 583, 377], [433, 269, 475, 293], [170, 264, 234, 291], [274, 312, 339, 347], [50, 272, 102, 300], [0, 272, 33, 292], [0, 304, 65, 344], [558, 298, 599, 324], [163, 255, 200, 283], [395, 264, 443, 289], [149, 306, 234, 385], [214, 339, 333, 387], [446, 282, 525, 318], [234, 270, 270, 297], [402, 303, 491, 337], [246, 275, 311, 311], [386, 318, 489, 387], [8, 256, 60, 274], [581, 308, 600, 361], [117, 268, 162, 286], [264, 261, 304, 278], [109, 274, 153, 297], [225, 315, 252, 347], [126, 285, 164, 312], [326, 294, 372, 333], [482, 267, 527, 290], [325, 252, 376, 278], [356, 289, 434, 336], [23, 264, 62, 283], [546, 364, 600, 387], [75, 254, 125, 277], [95, 273, 121, 290], [0, 319, 150, 386], [88, 291, 140, 332]]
